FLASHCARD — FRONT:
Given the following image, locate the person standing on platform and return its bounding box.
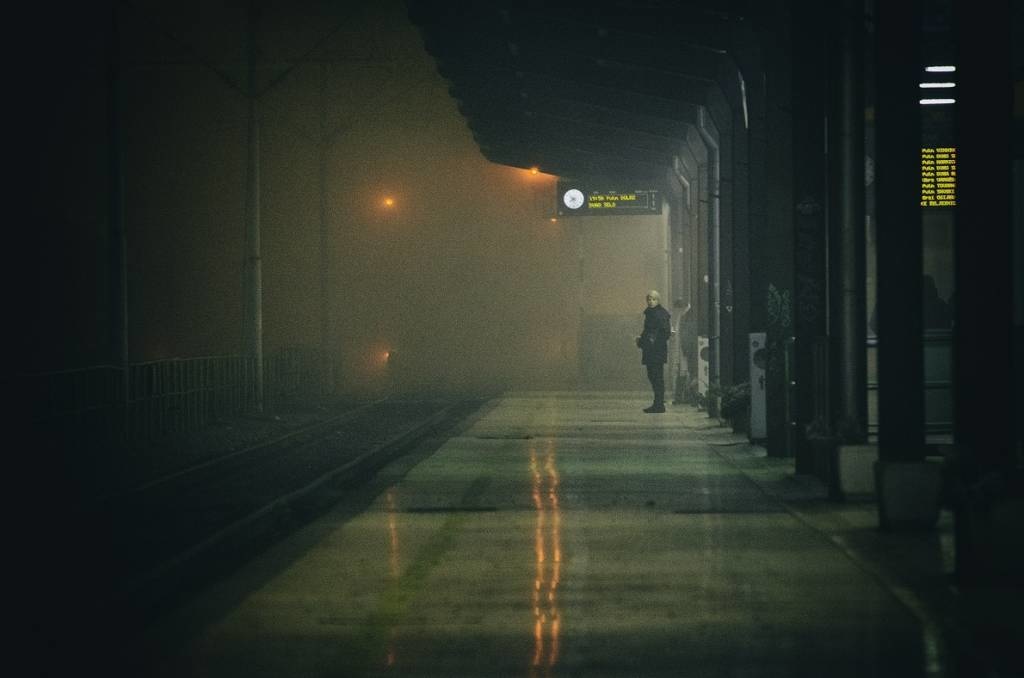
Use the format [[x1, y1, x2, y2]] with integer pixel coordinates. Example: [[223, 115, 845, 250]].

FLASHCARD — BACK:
[[636, 290, 672, 413]]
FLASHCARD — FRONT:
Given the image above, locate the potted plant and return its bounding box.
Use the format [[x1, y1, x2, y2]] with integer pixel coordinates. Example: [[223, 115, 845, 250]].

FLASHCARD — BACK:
[[719, 382, 751, 434], [804, 418, 841, 499]]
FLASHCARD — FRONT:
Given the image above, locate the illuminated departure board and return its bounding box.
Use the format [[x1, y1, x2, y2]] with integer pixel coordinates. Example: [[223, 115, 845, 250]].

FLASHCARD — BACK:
[[920, 147, 956, 207], [556, 183, 662, 216]]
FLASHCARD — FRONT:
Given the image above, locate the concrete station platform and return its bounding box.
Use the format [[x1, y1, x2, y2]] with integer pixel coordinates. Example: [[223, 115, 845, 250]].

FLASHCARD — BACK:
[[123, 392, 1008, 677]]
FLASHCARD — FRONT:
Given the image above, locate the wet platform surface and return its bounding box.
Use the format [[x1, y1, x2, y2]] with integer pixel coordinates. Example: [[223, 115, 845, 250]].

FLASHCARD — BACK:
[[138, 392, 939, 677]]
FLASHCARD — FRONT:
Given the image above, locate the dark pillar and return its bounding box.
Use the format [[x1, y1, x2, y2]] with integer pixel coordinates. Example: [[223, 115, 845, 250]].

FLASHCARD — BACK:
[[733, 38, 765, 440], [835, 0, 868, 443], [731, 107, 751, 390], [107, 4, 128, 442], [746, 113, 767, 335], [692, 125, 711, 407], [952, 0, 1017, 585], [874, 0, 923, 463], [244, 2, 264, 412], [791, 0, 829, 474], [731, 36, 762, 420], [673, 148, 700, 387], [698, 156, 710, 399], [719, 114, 736, 389], [318, 63, 334, 395], [759, 5, 795, 457], [698, 109, 721, 411]]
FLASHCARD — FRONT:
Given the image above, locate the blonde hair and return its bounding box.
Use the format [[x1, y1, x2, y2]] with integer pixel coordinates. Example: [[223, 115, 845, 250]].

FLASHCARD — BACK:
[[646, 290, 661, 302]]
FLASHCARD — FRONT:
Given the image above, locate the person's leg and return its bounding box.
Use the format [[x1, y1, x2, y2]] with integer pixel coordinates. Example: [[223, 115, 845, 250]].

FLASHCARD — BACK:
[[652, 364, 665, 408], [645, 364, 657, 402], [644, 364, 665, 413]]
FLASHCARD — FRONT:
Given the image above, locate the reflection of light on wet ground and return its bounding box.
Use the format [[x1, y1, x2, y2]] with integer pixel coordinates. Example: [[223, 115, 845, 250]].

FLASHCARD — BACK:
[[386, 489, 400, 579], [530, 440, 561, 675], [385, 488, 400, 669]]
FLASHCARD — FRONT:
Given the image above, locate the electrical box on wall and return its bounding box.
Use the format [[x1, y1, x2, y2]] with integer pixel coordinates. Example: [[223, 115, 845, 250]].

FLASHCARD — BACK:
[[749, 332, 767, 440]]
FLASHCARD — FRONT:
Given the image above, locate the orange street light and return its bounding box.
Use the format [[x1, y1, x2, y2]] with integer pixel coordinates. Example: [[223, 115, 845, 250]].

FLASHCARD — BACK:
[[382, 197, 395, 208], [530, 166, 540, 175]]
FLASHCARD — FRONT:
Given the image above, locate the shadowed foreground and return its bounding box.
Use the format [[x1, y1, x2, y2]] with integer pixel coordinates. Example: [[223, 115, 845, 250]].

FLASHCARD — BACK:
[[140, 392, 932, 677]]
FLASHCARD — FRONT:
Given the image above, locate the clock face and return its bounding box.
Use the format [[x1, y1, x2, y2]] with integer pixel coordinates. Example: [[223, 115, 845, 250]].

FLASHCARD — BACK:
[[563, 188, 585, 210]]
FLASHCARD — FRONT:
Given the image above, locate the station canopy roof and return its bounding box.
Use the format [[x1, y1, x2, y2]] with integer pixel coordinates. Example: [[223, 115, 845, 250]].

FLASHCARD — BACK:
[[406, 1, 761, 185]]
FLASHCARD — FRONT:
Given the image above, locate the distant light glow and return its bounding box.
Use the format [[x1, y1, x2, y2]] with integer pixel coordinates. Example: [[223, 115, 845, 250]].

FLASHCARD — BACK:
[[549, 217, 558, 223], [920, 98, 956, 105], [919, 82, 955, 88], [530, 166, 540, 175], [925, 65, 956, 73], [383, 197, 395, 207]]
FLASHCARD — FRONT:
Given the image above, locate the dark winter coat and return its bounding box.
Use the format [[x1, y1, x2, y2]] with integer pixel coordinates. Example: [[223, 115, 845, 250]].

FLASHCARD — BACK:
[[638, 305, 671, 365]]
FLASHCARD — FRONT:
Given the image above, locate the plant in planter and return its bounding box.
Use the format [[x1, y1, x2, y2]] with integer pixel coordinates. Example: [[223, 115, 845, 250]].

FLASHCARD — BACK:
[[805, 418, 841, 498], [719, 381, 751, 434], [706, 382, 734, 419], [677, 374, 700, 406]]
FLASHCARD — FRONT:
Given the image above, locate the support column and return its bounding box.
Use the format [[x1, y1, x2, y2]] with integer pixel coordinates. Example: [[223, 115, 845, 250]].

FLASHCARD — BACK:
[[746, 60, 769, 442], [758, 4, 795, 457], [874, 0, 937, 530], [107, 4, 128, 440], [730, 33, 760, 404], [874, 0, 923, 462], [699, 158, 709, 373], [244, 2, 264, 412], [698, 108, 721, 405], [668, 169, 688, 404], [836, 0, 868, 443], [318, 62, 332, 395], [693, 130, 711, 405], [791, 0, 829, 475], [714, 100, 736, 389], [731, 94, 751, 392], [673, 149, 700, 391], [952, 0, 1017, 584]]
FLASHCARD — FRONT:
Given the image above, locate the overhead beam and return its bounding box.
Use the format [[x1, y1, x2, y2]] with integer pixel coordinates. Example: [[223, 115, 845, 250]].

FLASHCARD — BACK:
[[428, 40, 712, 106], [452, 80, 700, 137], [422, 20, 725, 83], [458, 101, 688, 155], [468, 119, 677, 167], [441, 63, 707, 116], [480, 141, 668, 183]]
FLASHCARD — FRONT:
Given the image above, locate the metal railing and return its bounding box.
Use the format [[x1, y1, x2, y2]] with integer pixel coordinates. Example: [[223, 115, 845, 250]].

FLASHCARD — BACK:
[[125, 355, 256, 440], [28, 347, 328, 447], [866, 329, 953, 436]]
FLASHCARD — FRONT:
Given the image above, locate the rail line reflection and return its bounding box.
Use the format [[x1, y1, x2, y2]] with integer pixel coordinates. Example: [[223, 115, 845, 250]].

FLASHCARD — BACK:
[[385, 487, 400, 669], [530, 440, 562, 676]]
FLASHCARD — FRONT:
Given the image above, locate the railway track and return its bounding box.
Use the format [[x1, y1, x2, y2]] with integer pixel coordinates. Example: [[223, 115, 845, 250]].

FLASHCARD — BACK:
[[89, 398, 485, 619]]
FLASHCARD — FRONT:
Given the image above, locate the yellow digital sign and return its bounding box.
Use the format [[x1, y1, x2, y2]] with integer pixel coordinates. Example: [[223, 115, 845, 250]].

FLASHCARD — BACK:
[[556, 183, 661, 216], [920, 147, 956, 207], [587, 192, 643, 210]]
